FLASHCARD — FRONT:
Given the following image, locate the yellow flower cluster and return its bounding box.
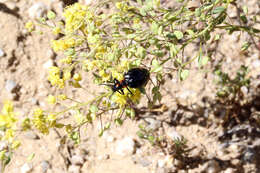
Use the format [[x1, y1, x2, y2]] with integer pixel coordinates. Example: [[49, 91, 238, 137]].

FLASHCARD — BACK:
[[48, 66, 71, 88], [48, 66, 65, 88], [0, 101, 16, 128], [116, 1, 132, 12], [25, 21, 35, 32], [32, 108, 58, 134], [51, 37, 77, 52], [112, 88, 141, 107], [0, 101, 20, 149], [47, 95, 56, 105], [32, 108, 49, 134], [63, 3, 90, 34]]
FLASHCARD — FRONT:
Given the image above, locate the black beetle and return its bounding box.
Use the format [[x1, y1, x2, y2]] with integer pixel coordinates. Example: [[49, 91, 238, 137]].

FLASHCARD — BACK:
[[106, 68, 150, 95]]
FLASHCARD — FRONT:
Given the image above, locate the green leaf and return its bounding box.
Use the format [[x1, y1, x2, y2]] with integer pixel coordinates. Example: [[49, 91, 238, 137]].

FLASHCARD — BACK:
[[179, 69, 189, 81], [127, 34, 136, 39], [136, 46, 146, 59], [170, 44, 177, 57], [27, 153, 35, 162], [201, 56, 209, 66], [241, 42, 251, 51], [174, 30, 183, 40], [151, 21, 159, 34], [186, 29, 195, 37], [115, 118, 123, 125], [243, 6, 248, 14], [137, 0, 143, 5], [212, 6, 225, 14], [214, 34, 220, 41], [158, 25, 163, 35], [47, 10, 56, 20], [240, 15, 247, 23], [151, 59, 162, 72], [90, 105, 98, 113]]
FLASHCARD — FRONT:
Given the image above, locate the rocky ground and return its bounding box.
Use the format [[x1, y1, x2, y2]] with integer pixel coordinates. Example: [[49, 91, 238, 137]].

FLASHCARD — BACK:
[[0, 0, 260, 173]]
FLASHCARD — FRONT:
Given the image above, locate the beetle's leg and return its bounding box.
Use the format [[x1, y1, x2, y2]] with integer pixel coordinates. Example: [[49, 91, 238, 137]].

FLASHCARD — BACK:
[[114, 78, 120, 84], [126, 86, 133, 95]]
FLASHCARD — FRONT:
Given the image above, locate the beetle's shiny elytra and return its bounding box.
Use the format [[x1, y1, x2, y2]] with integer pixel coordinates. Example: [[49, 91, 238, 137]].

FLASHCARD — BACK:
[[111, 68, 150, 95]]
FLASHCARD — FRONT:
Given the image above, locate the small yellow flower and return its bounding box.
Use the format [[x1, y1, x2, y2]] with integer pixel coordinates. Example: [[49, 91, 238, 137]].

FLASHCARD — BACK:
[[71, 81, 81, 88], [3, 129, 14, 141], [51, 37, 76, 52], [47, 95, 56, 105], [0, 101, 17, 129], [63, 3, 89, 34], [59, 57, 73, 64], [11, 140, 21, 149], [25, 21, 35, 32], [99, 70, 110, 82], [48, 66, 65, 88], [63, 70, 71, 81], [111, 69, 123, 81], [52, 26, 61, 35], [33, 108, 44, 116], [58, 94, 67, 100], [73, 73, 82, 81]]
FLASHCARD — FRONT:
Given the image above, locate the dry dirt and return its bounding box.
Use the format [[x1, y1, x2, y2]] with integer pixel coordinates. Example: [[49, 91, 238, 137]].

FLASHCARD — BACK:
[[0, 0, 260, 173]]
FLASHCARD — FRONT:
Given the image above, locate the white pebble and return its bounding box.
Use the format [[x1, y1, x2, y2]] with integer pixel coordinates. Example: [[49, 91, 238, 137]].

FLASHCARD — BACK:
[[68, 165, 80, 173], [28, 2, 47, 19], [0, 48, 5, 57], [71, 155, 85, 165], [21, 163, 33, 173], [5, 80, 17, 93], [115, 137, 135, 156], [43, 59, 54, 69]]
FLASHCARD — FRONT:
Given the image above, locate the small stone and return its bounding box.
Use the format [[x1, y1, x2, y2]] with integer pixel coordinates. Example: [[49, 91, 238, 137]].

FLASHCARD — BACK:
[[28, 2, 47, 19], [231, 159, 241, 166], [21, 163, 33, 173], [71, 155, 85, 165], [134, 157, 151, 167], [5, 80, 17, 93], [0, 48, 5, 57], [84, 0, 92, 5], [252, 59, 260, 68], [201, 160, 220, 173], [145, 118, 161, 130], [43, 59, 54, 69], [157, 155, 174, 168], [5, 2, 18, 10], [115, 137, 135, 156], [97, 154, 110, 160], [41, 160, 50, 173], [24, 131, 40, 140], [240, 86, 248, 96], [243, 148, 257, 163], [102, 132, 115, 143], [0, 141, 8, 150], [224, 168, 236, 173], [46, 49, 55, 59], [229, 143, 243, 153], [31, 98, 38, 105], [68, 165, 80, 173], [156, 168, 167, 173], [157, 159, 166, 168]]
